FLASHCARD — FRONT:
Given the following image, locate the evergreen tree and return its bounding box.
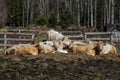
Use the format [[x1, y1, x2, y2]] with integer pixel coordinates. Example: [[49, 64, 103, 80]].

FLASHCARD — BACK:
[[48, 11, 57, 28], [35, 16, 48, 26], [6, 0, 22, 26], [60, 6, 74, 29]]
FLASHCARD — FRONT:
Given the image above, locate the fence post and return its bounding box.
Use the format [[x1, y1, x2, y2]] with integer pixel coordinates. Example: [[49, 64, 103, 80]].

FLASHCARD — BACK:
[[32, 34, 35, 44], [110, 32, 113, 44], [18, 30, 21, 44], [84, 32, 87, 42], [4, 33, 7, 49]]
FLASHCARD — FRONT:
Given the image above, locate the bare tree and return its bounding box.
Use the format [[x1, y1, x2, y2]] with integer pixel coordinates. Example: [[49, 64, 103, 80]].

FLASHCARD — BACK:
[[94, 0, 97, 28], [119, 0, 120, 25], [111, 0, 115, 24], [26, 0, 30, 25], [90, 0, 93, 27], [56, 0, 60, 22], [22, 0, 25, 27], [77, 0, 80, 26], [83, 0, 87, 26], [0, 0, 8, 25], [87, 0, 90, 27]]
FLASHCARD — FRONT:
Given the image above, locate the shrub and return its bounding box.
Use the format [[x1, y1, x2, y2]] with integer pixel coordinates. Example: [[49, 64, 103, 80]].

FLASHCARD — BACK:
[[35, 16, 48, 26], [60, 6, 74, 29]]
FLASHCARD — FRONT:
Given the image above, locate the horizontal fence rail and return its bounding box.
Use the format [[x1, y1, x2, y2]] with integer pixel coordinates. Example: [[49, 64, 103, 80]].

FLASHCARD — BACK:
[[61, 31, 84, 41]]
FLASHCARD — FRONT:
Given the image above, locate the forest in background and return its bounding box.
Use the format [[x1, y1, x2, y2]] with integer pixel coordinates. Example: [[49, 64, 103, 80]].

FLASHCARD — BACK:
[[0, 0, 120, 31]]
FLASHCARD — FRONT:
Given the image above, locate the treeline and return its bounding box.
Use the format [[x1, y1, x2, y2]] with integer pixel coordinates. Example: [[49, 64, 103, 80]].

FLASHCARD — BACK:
[[0, 0, 120, 31]]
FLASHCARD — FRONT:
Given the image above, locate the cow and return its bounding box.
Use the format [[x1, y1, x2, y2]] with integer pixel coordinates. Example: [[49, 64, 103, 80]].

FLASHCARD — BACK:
[[53, 40, 68, 53], [47, 30, 65, 41], [96, 41, 117, 54], [69, 41, 96, 56], [4, 44, 40, 55], [39, 42, 55, 54]]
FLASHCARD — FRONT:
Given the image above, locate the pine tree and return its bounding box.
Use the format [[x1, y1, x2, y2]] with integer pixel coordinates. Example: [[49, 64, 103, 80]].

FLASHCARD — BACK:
[[48, 11, 57, 27], [60, 6, 74, 29]]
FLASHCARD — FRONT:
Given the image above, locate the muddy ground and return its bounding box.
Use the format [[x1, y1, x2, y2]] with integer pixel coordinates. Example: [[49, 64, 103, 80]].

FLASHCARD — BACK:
[[0, 50, 120, 80]]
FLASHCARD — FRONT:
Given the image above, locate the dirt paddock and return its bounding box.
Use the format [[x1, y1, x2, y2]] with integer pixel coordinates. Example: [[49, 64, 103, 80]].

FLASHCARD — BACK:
[[0, 50, 120, 80]]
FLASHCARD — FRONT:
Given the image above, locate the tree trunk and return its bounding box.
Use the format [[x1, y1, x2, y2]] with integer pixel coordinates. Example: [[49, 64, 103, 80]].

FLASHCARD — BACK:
[[90, 0, 93, 27], [26, 0, 30, 26], [87, 0, 90, 27], [108, 0, 112, 24], [111, 0, 114, 24], [104, 0, 107, 25], [77, 0, 80, 26], [119, 0, 120, 25], [30, 1, 34, 24], [56, 0, 60, 22], [0, 0, 8, 25], [22, 0, 25, 27], [94, 0, 97, 28], [83, 0, 87, 26]]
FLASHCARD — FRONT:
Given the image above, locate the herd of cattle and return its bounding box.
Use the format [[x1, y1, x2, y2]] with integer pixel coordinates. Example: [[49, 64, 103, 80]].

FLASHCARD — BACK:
[[4, 30, 117, 56]]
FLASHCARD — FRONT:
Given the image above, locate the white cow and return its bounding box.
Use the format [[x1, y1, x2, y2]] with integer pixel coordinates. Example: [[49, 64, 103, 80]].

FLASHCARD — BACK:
[[53, 40, 68, 53], [39, 42, 55, 54], [47, 30, 65, 41], [98, 42, 117, 54]]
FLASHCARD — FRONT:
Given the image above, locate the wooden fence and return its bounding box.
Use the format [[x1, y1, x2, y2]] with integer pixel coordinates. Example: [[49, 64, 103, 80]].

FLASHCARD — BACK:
[[61, 31, 84, 41], [0, 32, 35, 49], [0, 29, 120, 50], [84, 32, 120, 43], [84, 32, 113, 43]]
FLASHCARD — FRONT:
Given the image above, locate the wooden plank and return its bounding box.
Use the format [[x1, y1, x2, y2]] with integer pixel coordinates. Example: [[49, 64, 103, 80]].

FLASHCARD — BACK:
[[0, 44, 32, 47], [61, 31, 82, 33], [85, 32, 112, 35], [88, 38, 110, 41], [0, 44, 14, 47], [66, 35, 84, 38], [6, 38, 34, 41], [113, 38, 120, 41], [6, 29, 46, 34], [0, 32, 34, 36]]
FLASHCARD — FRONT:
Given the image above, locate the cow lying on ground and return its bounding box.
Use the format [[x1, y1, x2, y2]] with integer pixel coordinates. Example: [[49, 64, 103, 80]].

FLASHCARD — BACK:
[[69, 41, 96, 56], [96, 41, 117, 54], [40, 40, 68, 53], [39, 41, 55, 54], [53, 40, 68, 53], [5, 44, 40, 55]]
